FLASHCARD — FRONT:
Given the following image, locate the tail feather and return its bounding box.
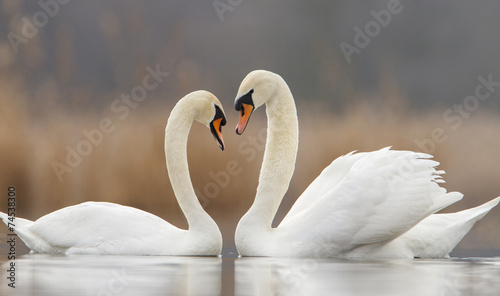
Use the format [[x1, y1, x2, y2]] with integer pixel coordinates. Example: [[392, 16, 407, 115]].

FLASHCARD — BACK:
[[401, 196, 500, 258], [0, 212, 34, 230], [439, 196, 500, 229], [1, 211, 42, 252]]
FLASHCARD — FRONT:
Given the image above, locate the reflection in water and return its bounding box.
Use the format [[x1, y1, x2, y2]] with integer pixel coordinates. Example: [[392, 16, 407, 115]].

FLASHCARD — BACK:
[[3, 254, 500, 295], [1, 254, 221, 296], [235, 257, 500, 296]]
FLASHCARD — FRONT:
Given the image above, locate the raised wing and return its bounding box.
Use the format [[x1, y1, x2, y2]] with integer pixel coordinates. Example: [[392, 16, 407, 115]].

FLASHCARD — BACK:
[[278, 148, 462, 252], [281, 149, 368, 221]]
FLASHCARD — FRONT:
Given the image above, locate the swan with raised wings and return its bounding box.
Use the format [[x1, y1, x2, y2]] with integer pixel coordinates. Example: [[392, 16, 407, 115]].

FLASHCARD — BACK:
[[233, 70, 500, 258], [0, 90, 226, 255]]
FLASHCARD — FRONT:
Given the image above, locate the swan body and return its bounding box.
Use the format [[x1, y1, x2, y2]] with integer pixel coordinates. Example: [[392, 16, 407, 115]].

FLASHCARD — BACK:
[[0, 90, 226, 255], [234, 70, 500, 258]]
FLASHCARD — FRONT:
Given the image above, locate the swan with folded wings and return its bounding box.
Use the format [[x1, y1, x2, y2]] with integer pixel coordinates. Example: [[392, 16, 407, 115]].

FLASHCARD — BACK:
[[233, 70, 500, 258], [0, 90, 226, 255]]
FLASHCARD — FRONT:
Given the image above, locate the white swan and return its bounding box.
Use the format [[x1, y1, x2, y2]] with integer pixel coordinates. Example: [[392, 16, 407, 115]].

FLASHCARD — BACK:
[[233, 70, 500, 258], [0, 90, 226, 255]]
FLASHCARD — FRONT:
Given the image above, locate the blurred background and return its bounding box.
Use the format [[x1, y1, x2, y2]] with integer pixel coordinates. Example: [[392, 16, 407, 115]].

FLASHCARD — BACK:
[[0, 0, 500, 255]]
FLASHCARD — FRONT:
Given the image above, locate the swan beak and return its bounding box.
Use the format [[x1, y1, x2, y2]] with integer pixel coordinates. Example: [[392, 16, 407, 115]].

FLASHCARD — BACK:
[[236, 103, 254, 135], [210, 118, 225, 151]]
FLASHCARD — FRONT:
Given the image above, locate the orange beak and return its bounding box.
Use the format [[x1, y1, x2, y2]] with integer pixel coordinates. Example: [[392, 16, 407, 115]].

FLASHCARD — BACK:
[[235, 103, 254, 135], [210, 118, 225, 151]]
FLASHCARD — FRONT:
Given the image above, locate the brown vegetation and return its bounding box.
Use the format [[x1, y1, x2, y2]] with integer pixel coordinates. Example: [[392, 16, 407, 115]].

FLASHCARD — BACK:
[[1, 75, 499, 253]]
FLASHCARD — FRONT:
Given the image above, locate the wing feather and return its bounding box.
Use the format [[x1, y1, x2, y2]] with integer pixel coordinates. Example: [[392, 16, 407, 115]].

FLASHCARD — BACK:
[[27, 202, 182, 251], [277, 148, 460, 252]]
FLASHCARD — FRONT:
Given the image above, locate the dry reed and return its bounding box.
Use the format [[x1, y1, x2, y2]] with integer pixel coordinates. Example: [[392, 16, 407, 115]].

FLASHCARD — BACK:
[[1, 76, 499, 253]]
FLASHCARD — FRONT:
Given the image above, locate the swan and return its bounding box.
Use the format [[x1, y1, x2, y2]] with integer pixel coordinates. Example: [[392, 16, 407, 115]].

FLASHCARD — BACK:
[[0, 90, 226, 255], [233, 70, 500, 258]]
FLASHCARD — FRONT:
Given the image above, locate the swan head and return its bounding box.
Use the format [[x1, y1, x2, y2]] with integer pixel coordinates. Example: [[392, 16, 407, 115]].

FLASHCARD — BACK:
[[185, 90, 227, 151], [234, 70, 279, 135]]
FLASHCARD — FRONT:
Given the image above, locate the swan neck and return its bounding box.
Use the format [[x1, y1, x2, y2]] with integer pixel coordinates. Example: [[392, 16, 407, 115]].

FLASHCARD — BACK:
[[164, 102, 214, 230], [249, 80, 299, 229]]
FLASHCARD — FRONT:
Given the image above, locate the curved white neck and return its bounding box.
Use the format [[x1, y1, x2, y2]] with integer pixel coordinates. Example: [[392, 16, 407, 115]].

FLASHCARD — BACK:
[[165, 101, 218, 233], [240, 80, 299, 231]]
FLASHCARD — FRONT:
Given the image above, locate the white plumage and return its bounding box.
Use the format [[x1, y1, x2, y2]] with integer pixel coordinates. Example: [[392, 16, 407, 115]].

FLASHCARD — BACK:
[[234, 70, 500, 258], [0, 91, 225, 255]]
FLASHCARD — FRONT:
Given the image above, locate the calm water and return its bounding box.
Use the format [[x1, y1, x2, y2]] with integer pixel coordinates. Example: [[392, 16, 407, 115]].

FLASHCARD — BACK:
[[2, 252, 500, 296]]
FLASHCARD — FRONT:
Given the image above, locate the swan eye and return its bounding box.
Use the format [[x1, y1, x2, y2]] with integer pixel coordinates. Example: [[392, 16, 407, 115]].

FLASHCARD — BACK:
[[235, 90, 255, 135], [235, 89, 254, 112], [213, 105, 226, 126], [210, 105, 226, 151]]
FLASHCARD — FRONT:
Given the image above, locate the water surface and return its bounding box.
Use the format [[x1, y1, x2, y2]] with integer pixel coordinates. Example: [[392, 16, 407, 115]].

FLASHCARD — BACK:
[[2, 253, 500, 295], [236, 256, 500, 296]]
